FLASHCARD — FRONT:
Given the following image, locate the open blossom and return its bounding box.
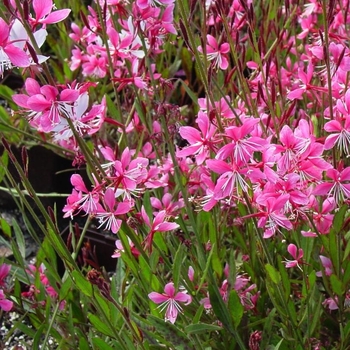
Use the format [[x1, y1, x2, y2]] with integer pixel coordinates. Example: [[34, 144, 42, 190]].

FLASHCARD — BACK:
[[0, 18, 30, 73], [95, 188, 132, 234], [148, 282, 192, 324], [198, 35, 230, 70], [29, 0, 71, 28], [256, 194, 293, 238], [283, 244, 304, 270], [176, 111, 218, 165], [324, 90, 350, 156], [13, 78, 80, 132], [141, 206, 179, 248], [63, 174, 100, 217], [313, 167, 350, 204]]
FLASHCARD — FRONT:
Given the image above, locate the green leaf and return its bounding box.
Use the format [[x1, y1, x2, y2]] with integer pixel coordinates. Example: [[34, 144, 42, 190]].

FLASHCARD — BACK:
[[260, 309, 277, 349], [33, 324, 46, 350], [92, 338, 117, 350], [309, 296, 322, 336], [0, 85, 16, 109], [343, 260, 350, 285], [192, 304, 204, 324], [228, 290, 244, 328], [79, 336, 90, 350], [106, 94, 121, 121], [208, 283, 234, 333], [0, 150, 8, 183], [278, 259, 290, 299], [330, 274, 344, 296], [265, 264, 281, 284], [12, 219, 26, 258], [274, 339, 284, 350], [172, 244, 184, 289], [332, 204, 347, 233], [185, 323, 222, 334], [72, 270, 93, 297], [179, 80, 198, 106], [88, 313, 115, 338], [0, 217, 11, 238]]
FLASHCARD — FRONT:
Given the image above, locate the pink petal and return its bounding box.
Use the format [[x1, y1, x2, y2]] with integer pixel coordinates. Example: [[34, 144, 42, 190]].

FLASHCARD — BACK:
[[33, 0, 53, 20], [165, 303, 178, 324], [313, 182, 332, 195], [340, 167, 350, 181], [285, 261, 297, 268], [104, 188, 115, 211], [25, 78, 41, 95], [100, 146, 116, 162], [324, 134, 339, 150], [220, 43, 230, 54], [207, 35, 218, 50], [4, 45, 30, 67], [40, 85, 58, 101], [60, 88, 79, 102], [287, 88, 305, 100], [156, 222, 179, 232], [324, 120, 342, 132], [206, 159, 231, 174], [287, 244, 297, 259], [0, 264, 10, 279], [40, 9, 71, 24], [70, 174, 88, 192], [179, 126, 201, 144], [0, 18, 10, 45], [163, 282, 176, 297], [27, 95, 52, 111], [115, 201, 131, 215], [148, 292, 169, 304], [12, 94, 29, 108], [220, 56, 229, 70], [0, 298, 13, 311], [301, 230, 317, 237], [174, 292, 192, 304]]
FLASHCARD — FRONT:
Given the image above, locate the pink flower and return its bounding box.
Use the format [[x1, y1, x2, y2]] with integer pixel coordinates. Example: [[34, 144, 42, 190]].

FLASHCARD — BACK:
[[96, 188, 132, 234], [0, 289, 13, 312], [216, 118, 266, 163], [308, 196, 335, 234], [176, 111, 218, 165], [256, 194, 293, 238], [0, 18, 30, 72], [65, 174, 100, 215], [141, 206, 179, 248], [287, 63, 327, 100], [150, 193, 184, 216], [112, 147, 149, 197], [323, 296, 339, 310], [198, 35, 230, 70], [324, 91, 350, 155], [283, 244, 304, 269], [313, 167, 350, 204], [148, 282, 192, 324], [30, 0, 71, 28]]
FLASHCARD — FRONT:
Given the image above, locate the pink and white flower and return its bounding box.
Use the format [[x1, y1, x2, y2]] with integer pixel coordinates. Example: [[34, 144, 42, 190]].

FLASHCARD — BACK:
[[148, 282, 192, 324]]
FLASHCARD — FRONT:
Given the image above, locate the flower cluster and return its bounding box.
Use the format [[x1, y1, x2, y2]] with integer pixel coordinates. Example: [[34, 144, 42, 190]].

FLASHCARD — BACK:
[[2, 0, 350, 346]]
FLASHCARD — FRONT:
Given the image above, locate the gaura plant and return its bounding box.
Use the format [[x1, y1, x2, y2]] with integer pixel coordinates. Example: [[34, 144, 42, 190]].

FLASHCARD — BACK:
[[0, 0, 349, 349]]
